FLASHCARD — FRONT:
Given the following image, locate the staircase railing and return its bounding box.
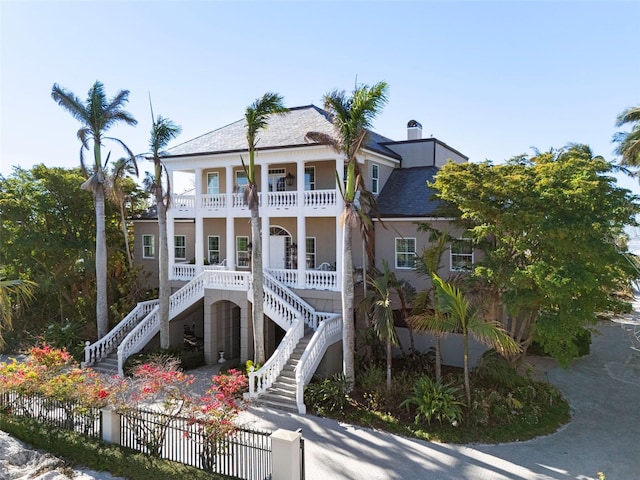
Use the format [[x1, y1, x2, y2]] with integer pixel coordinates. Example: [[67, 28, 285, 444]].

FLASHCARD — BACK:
[[294, 314, 342, 414], [116, 270, 249, 375], [264, 272, 330, 329], [82, 300, 158, 367]]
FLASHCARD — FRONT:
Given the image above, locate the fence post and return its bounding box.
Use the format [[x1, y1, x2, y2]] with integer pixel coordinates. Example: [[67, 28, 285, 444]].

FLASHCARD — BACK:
[[270, 429, 301, 480], [101, 408, 121, 445]]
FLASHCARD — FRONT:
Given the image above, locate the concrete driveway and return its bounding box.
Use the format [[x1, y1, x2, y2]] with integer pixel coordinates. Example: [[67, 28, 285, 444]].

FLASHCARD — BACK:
[[239, 320, 640, 480]]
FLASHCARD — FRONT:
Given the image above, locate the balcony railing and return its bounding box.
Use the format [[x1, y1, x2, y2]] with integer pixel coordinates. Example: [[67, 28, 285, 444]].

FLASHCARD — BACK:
[[170, 189, 338, 217]]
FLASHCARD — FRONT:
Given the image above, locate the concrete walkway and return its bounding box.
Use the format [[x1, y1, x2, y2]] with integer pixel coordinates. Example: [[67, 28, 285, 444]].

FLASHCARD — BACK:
[[233, 321, 640, 480]]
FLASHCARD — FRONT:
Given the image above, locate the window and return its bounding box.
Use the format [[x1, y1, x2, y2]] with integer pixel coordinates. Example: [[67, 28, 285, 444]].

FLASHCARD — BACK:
[[208, 236, 220, 264], [395, 238, 416, 269], [268, 168, 286, 192], [372, 164, 379, 194], [235, 171, 248, 192], [305, 167, 315, 191], [207, 172, 219, 194], [451, 238, 473, 271], [143, 235, 155, 259], [236, 236, 250, 268], [343, 164, 348, 189], [306, 237, 316, 269], [174, 235, 186, 260]]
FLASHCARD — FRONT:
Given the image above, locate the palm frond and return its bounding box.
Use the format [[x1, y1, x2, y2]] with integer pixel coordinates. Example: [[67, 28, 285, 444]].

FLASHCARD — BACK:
[[615, 105, 640, 127]]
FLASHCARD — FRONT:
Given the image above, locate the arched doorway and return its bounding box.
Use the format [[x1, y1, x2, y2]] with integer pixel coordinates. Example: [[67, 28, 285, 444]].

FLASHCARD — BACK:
[[269, 226, 294, 269]]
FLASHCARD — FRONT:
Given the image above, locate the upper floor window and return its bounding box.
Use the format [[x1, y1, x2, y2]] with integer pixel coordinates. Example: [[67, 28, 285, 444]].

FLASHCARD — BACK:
[[395, 237, 416, 269], [305, 167, 315, 191], [143, 234, 155, 259], [450, 238, 473, 271], [175, 235, 186, 260], [235, 171, 248, 192], [237, 236, 250, 268], [268, 168, 286, 192], [372, 164, 379, 194], [207, 172, 219, 194], [208, 235, 220, 264]]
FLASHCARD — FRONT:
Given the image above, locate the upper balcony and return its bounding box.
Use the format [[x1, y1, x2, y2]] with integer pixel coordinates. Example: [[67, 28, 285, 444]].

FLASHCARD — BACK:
[[170, 189, 340, 219]]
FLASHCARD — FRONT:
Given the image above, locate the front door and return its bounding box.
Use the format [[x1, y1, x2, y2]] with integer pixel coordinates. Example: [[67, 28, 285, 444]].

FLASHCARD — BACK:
[[269, 236, 286, 269]]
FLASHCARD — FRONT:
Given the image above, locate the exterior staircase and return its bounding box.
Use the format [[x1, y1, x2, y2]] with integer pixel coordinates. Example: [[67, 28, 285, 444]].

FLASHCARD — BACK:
[[90, 352, 119, 375], [256, 327, 314, 412]]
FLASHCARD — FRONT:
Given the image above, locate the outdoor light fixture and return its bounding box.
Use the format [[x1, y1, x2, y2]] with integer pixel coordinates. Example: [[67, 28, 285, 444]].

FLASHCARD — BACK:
[[285, 172, 295, 186]]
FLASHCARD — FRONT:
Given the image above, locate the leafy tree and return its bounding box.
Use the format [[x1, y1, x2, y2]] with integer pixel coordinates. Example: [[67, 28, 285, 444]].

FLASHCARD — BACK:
[[107, 157, 139, 268], [306, 82, 388, 389], [360, 261, 399, 390], [0, 277, 35, 348], [144, 102, 181, 349], [432, 144, 639, 366], [243, 93, 286, 364], [614, 104, 640, 168], [51, 81, 137, 339]]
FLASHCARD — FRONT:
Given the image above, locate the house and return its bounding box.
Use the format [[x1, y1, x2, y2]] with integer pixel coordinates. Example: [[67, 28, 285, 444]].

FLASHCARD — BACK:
[[84, 105, 474, 413]]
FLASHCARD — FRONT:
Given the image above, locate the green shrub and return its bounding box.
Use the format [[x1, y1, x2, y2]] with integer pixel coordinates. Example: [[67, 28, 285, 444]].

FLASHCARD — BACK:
[[400, 376, 463, 426], [123, 348, 204, 375], [304, 373, 351, 416], [473, 349, 527, 388]]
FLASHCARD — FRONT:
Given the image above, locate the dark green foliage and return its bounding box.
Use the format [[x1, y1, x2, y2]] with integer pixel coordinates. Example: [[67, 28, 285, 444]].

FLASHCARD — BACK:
[[0, 415, 224, 479], [530, 328, 592, 364], [123, 348, 205, 375], [400, 376, 464, 426], [473, 349, 528, 389], [304, 373, 351, 416], [42, 320, 85, 361]]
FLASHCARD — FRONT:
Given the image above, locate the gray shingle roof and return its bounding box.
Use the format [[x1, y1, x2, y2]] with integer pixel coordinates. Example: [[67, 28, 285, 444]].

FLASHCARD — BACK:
[[376, 166, 449, 217], [164, 105, 400, 160]]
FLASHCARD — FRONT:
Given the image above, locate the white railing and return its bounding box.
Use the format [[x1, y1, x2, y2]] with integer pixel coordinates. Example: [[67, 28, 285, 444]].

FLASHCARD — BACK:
[[201, 194, 226, 209], [171, 195, 196, 210], [294, 314, 342, 414], [267, 269, 298, 287], [83, 300, 158, 367], [116, 270, 249, 375], [304, 189, 337, 208], [263, 284, 299, 331], [247, 321, 304, 398], [173, 263, 196, 280], [304, 270, 338, 290], [266, 191, 297, 209]]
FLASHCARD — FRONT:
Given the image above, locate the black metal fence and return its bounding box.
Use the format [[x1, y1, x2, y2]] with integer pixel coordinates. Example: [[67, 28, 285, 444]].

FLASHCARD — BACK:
[[119, 408, 272, 480], [0, 390, 102, 438]]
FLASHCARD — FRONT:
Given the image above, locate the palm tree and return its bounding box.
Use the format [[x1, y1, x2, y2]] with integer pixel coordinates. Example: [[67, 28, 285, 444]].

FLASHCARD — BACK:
[[51, 81, 137, 339], [614, 104, 640, 167], [428, 274, 521, 405], [108, 157, 138, 269], [145, 102, 181, 350], [243, 92, 287, 364], [360, 261, 399, 390], [306, 82, 388, 389], [0, 277, 36, 348]]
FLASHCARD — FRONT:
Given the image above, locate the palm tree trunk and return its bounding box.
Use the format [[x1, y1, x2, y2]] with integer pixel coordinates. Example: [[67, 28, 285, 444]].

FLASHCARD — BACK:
[[435, 332, 442, 382], [386, 338, 392, 391], [342, 223, 355, 389], [157, 193, 170, 349], [463, 331, 471, 405], [251, 203, 265, 364], [94, 185, 109, 339]]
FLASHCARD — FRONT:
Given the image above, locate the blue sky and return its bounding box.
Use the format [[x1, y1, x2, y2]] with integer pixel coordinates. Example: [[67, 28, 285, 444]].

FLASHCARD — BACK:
[[1, 1, 640, 196]]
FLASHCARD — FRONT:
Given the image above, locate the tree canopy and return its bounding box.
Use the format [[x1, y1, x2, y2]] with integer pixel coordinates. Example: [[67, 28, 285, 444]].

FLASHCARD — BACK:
[[431, 144, 639, 365]]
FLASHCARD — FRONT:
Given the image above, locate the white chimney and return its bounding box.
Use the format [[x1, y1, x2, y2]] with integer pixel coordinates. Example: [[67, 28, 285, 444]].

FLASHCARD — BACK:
[[407, 120, 422, 140]]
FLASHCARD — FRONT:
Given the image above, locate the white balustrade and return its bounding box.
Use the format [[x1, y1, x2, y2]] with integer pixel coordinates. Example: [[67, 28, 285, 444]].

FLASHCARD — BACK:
[[201, 194, 226, 209], [303, 189, 337, 208], [304, 270, 338, 290], [171, 195, 195, 210], [266, 191, 297, 209], [294, 314, 342, 414], [173, 264, 196, 280]]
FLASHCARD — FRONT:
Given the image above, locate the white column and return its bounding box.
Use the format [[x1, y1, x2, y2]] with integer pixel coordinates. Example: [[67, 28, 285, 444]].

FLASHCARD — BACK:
[[271, 429, 302, 480], [194, 168, 203, 274], [262, 215, 270, 269], [101, 409, 121, 445], [167, 211, 175, 279], [335, 157, 344, 288], [297, 215, 305, 288], [226, 166, 236, 270], [261, 162, 269, 268]]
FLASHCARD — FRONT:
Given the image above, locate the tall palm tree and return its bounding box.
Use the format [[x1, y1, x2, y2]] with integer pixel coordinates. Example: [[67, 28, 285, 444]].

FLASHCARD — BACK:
[[108, 156, 138, 269], [51, 81, 137, 339], [360, 261, 399, 390], [0, 278, 36, 348], [306, 81, 388, 389], [614, 104, 640, 168], [429, 274, 520, 405], [146, 102, 181, 350], [243, 93, 287, 365]]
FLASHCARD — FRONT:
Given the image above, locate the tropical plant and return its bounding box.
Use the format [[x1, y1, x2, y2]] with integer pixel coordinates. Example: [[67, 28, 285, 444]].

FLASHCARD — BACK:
[[51, 81, 137, 339], [305, 81, 388, 389], [242, 92, 286, 364], [360, 260, 399, 390], [0, 277, 35, 349], [144, 101, 182, 349], [107, 157, 139, 268], [430, 274, 521, 405], [614, 104, 640, 168], [400, 375, 463, 426], [304, 373, 351, 416]]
